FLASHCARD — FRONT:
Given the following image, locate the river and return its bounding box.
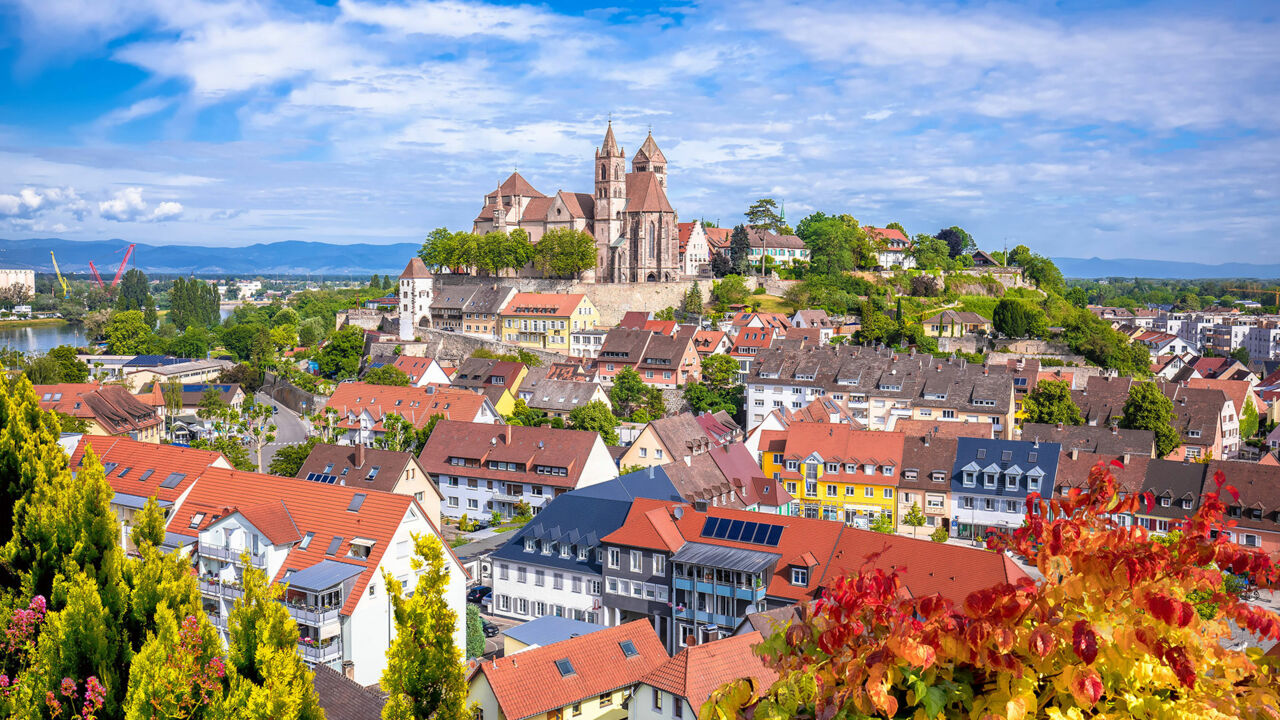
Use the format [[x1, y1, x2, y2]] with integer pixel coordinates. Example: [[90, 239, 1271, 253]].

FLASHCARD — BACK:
[[0, 308, 235, 355]]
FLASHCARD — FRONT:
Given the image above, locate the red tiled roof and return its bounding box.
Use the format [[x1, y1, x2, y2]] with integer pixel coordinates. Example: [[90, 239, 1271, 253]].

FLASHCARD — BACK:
[[556, 191, 595, 219], [865, 227, 911, 248], [36, 382, 161, 435], [677, 222, 697, 252], [497, 171, 545, 198], [625, 172, 674, 213], [692, 330, 727, 352], [326, 382, 487, 430], [890, 418, 994, 439], [1185, 378, 1259, 418], [399, 257, 433, 280], [476, 620, 668, 720], [418, 420, 603, 489], [391, 355, 438, 384], [69, 435, 225, 503], [519, 196, 554, 223], [641, 632, 777, 712], [761, 426, 906, 483], [237, 501, 302, 545], [502, 292, 587, 317], [618, 311, 652, 329], [170, 467, 444, 616], [704, 227, 731, 248], [730, 327, 777, 353]]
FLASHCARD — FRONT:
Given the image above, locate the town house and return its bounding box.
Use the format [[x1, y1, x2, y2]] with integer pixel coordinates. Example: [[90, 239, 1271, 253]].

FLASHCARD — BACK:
[[950, 437, 1061, 540], [322, 382, 501, 446], [758, 426, 905, 526]]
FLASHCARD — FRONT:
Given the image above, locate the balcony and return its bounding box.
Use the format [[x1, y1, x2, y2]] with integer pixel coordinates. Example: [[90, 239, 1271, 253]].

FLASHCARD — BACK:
[[287, 603, 342, 627], [209, 613, 228, 630], [199, 577, 244, 599], [298, 638, 342, 664], [201, 544, 267, 568]]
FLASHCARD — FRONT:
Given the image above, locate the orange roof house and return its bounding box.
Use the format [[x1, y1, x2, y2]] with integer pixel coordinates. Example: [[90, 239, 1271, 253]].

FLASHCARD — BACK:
[[323, 382, 501, 445], [35, 382, 163, 441], [638, 632, 778, 717]]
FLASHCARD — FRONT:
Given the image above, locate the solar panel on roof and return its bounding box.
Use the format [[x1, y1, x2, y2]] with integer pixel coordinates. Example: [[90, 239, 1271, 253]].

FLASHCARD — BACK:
[[751, 523, 770, 544], [764, 525, 783, 546], [738, 521, 758, 543], [700, 517, 720, 538], [725, 519, 745, 541], [325, 536, 342, 556], [159, 472, 185, 489]]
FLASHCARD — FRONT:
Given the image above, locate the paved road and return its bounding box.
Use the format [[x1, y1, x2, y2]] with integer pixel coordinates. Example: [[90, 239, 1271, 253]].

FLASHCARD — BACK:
[[478, 605, 520, 658], [255, 392, 310, 470]]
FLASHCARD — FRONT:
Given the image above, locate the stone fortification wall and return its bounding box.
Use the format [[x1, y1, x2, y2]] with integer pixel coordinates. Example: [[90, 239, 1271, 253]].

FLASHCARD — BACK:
[[367, 329, 564, 368], [432, 275, 718, 326], [937, 336, 1085, 364]]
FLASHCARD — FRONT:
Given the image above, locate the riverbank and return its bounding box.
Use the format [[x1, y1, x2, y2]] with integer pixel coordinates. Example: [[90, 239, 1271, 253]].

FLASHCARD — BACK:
[[0, 317, 71, 329]]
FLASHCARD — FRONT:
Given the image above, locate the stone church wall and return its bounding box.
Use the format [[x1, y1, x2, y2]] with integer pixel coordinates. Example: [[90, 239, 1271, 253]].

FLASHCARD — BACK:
[[432, 275, 718, 326]]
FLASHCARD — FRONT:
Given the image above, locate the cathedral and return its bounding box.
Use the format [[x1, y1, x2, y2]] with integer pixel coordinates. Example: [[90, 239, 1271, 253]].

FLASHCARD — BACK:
[[472, 123, 680, 283]]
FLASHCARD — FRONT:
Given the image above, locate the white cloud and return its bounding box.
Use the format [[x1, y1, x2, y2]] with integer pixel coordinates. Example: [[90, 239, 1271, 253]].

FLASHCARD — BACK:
[[98, 187, 184, 222], [0, 186, 90, 220], [338, 0, 570, 40], [862, 109, 893, 121]]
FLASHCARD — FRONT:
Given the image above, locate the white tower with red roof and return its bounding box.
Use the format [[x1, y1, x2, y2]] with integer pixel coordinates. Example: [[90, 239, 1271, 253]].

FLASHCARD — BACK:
[[398, 257, 434, 341]]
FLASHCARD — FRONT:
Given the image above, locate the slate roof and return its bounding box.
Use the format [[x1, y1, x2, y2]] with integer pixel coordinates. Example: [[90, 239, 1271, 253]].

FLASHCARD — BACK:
[[898, 434, 960, 491], [641, 631, 777, 711], [490, 468, 682, 574], [430, 284, 513, 315], [296, 443, 422, 495], [1140, 459, 1208, 519], [1021, 423, 1155, 457], [1203, 459, 1280, 532], [1054, 450, 1151, 496], [503, 615, 607, 649], [312, 663, 386, 720], [474, 621, 667, 720], [451, 358, 525, 389], [951, 437, 1062, 498]]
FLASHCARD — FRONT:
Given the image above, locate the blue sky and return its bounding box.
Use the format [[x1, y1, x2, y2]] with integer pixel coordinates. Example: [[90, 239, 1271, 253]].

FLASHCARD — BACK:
[[1, 0, 1278, 263]]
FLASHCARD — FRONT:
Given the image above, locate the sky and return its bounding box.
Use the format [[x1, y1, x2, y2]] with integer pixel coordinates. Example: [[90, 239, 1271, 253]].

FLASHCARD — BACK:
[[1, 0, 1278, 263]]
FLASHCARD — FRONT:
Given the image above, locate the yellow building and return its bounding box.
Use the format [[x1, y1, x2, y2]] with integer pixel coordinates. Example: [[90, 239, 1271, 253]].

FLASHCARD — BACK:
[[922, 309, 992, 338], [758, 425, 905, 527], [499, 292, 598, 353]]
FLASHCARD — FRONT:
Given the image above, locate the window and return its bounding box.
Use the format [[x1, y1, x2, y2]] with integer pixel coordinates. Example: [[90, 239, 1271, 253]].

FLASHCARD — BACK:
[[599, 693, 613, 707], [607, 577, 619, 594], [572, 576, 583, 593], [962, 496, 975, 510], [498, 595, 510, 611], [630, 550, 642, 572], [653, 555, 665, 575], [827, 484, 837, 497], [535, 569, 545, 586], [653, 688, 663, 711], [845, 486, 856, 496], [864, 487, 873, 497], [534, 600, 547, 615], [608, 548, 620, 568], [983, 498, 996, 511], [499, 563, 509, 580], [1005, 500, 1020, 512], [1160, 497, 1172, 507], [883, 488, 893, 499], [674, 698, 684, 719], [621, 640, 639, 658], [517, 567, 527, 583], [984, 473, 997, 489], [639, 448, 648, 458], [555, 659, 576, 677], [524, 538, 535, 552], [572, 704, 582, 717], [517, 598, 528, 615], [790, 568, 808, 586], [553, 573, 564, 590], [825, 462, 839, 473], [963, 472, 976, 488], [1005, 474, 1019, 490], [589, 579, 601, 595]]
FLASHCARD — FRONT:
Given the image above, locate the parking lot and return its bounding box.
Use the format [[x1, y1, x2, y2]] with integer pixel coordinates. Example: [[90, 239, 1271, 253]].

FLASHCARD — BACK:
[[477, 603, 520, 658]]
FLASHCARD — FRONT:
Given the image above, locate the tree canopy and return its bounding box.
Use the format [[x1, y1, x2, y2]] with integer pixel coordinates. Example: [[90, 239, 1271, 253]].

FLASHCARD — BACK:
[[993, 298, 1048, 338], [316, 326, 365, 379], [1023, 380, 1084, 426], [568, 400, 621, 446], [936, 225, 976, 258], [745, 198, 793, 235], [533, 228, 596, 278], [365, 365, 412, 386], [1120, 381, 1182, 457], [796, 212, 875, 274]]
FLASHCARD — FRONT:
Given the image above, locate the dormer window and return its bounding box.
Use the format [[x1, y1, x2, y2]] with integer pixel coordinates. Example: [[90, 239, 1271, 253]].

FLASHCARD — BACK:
[[1187, 430, 1201, 438], [1160, 497, 1172, 507], [1005, 473, 1020, 490], [931, 471, 945, 483], [790, 568, 808, 586], [524, 538, 535, 552], [1183, 499, 1194, 510], [984, 473, 997, 489], [963, 472, 976, 488]]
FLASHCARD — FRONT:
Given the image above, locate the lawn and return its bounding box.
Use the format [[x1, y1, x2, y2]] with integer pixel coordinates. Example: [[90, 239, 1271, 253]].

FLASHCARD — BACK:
[[751, 294, 795, 314]]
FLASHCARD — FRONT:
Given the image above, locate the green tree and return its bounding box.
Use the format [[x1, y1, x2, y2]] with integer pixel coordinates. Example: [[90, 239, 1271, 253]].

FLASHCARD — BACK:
[[420, 227, 463, 271], [1229, 346, 1250, 366], [532, 228, 596, 278], [700, 353, 739, 390], [609, 367, 666, 421], [1065, 286, 1089, 308], [653, 306, 676, 322], [365, 365, 412, 386], [568, 400, 621, 445], [47, 345, 90, 382], [937, 226, 976, 258], [870, 514, 896, 534], [902, 503, 927, 538], [116, 268, 152, 313], [1120, 381, 1181, 457], [197, 385, 228, 421], [856, 300, 896, 344], [1240, 396, 1260, 441], [729, 225, 752, 275], [23, 354, 66, 384], [144, 295, 159, 330], [316, 325, 365, 379], [1022, 380, 1084, 426], [297, 317, 326, 347], [795, 212, 875, 275], [105, 310, 156, 354], [381, 534, 468, 720], [191, 436, 256, 471], [465, 604, 484, 660], [681, 283, 704, 315], [992, 298, 1048, 338], [170, 326, 212, 358], [268, 437, 319, 477], [711, 275, 750, 307], [745, 198, 792, 235], [909, 233, 952, 270], [930, 525, 949, 542]]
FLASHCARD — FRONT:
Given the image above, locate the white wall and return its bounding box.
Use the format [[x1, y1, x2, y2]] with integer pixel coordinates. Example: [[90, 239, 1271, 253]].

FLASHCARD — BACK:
[[630, 684, 692, 720], [491, 557, 604, 624]]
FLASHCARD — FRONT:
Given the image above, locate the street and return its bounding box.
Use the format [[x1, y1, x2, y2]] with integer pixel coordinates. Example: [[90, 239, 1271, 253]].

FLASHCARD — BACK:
[[478, 604, 520, 658], [255, 392, 310, 469]]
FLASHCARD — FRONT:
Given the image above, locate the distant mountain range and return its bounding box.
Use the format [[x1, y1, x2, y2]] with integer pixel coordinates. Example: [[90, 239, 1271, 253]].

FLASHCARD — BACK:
[[0, 238, 422, 276], [1053, 257, 1280, 280], [4, 238, 1278, 280]]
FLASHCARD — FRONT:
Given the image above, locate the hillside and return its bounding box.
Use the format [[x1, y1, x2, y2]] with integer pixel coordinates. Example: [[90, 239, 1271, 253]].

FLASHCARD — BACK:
[[0, 238, 422, 275]]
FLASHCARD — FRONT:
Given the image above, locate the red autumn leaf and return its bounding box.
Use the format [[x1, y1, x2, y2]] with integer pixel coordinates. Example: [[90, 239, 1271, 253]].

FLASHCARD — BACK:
[[1110, 458, 1125, 469], [1213, 469, 1226, 488], [1029, 624, 1055, 659], [1224, 484, 1240, 503], [1070, 668, 1104, 706], [1072, 620, 1098, 665]]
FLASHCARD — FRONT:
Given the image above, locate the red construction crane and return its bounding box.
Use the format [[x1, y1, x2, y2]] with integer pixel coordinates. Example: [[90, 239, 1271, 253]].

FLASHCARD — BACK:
[[87, 243, 137, 292]]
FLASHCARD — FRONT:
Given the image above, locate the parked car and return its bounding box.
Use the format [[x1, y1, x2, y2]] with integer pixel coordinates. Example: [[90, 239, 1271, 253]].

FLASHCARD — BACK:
[[482, 619, 500, 638], [467, 585, 493, 605]]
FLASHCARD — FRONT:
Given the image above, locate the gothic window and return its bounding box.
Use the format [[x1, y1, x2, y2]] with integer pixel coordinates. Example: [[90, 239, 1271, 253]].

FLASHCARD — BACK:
[[600, 164, 607, 180], [649, 223, 655, 258]]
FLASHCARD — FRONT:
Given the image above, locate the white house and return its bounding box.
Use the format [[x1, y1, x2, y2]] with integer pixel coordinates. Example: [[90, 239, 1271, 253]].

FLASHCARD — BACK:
[[677, 222, 711, 276], [867, 227, 915, 269]]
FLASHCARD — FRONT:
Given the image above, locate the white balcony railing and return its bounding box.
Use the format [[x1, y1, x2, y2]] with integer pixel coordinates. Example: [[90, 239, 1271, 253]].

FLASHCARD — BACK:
[[298, 639, 343, 664], [201, 544, 267, 568]]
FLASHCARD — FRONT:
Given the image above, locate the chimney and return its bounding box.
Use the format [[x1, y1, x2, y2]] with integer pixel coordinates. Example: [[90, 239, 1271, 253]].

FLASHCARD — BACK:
[[1123, 452, 1131, 465], [342, 661, 355, 680], [1070, 448, 1078, 460], [1056, 422, 1063, 430], [1110, 425, 1118, 435], [506, 425, 512, 443], [355, 443, 366, 468]]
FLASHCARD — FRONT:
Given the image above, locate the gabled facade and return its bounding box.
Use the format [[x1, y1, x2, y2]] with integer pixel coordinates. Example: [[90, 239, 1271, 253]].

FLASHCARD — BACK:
[[391, 355, 451, 387], [323, 382, 501, 445], [35, 382, 163, 441], [866, 227, 915, 269], [676, 222, 710, 276], [758, 426, 905, 526], [631, 632, 777, 720], [896, 434, 959, 534], [295, 442, 442, 525], [500, 293, 599, 353], [950, 437, 1061, 539], [429, 283, 516, 338], [418, 421, 620, 519], [618, 412, 743, 469], [596, 326, 701, 389]]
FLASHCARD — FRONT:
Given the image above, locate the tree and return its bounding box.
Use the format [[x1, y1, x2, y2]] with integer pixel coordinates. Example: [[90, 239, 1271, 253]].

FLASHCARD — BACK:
[[297, 317, 325, 347], [365, 365, 412, 386], [1023, 380, 1085, 426], [681, 283, 704, 315], [930, 525, 949, 542], [909, 233, 953, 270], [902, 502, 927, 538], [220, 558, 324, 718], [745, 198, 792, 235], [653, 306, 676, 321], [268, 437, 319, 477], [233, 399, 277, 473], [465, 604, 484, 660], [170, 325, 212, 358], [532, 228, 596, 278], [729, 225, 752, 275], [23, 354, 66, 384], [116, 268, 152, 313], [707, 464, 1280, 720], [794, 212, 876, 275], [1065, 286, 1089, 307], [685, 353, 745, 418], [710, 252, 733, 278], [47, 345, 90, 382], [316, 325, 365, 379], [381, 533, 469, 720], [609, 367, 665, 421], [711, 275, 750, 307], [105, 310, 156, 354], [197, 385, 228, 421], [1120, 380, 1182, 457], [993, 297, 1047, 338], [936, 225, 976, 258], [869, 514, 895, 534], [700, 353, 739, 390], [1240, 396, 1259, 441], [144, 295, 159, 330], [1230, 346, 1250, 366], [568, 400, 621, 446]]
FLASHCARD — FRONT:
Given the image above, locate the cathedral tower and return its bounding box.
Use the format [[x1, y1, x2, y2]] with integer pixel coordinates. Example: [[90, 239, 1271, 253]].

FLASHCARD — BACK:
[[593, 121, 627, 273], [632, 131, 667, 190]]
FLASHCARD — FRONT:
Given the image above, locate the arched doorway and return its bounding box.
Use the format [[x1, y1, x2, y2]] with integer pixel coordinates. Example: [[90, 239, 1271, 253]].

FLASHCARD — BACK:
[[646, 272, 657, 282]]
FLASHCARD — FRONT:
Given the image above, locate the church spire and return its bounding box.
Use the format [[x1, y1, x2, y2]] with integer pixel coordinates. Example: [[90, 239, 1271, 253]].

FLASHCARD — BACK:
[[600, 120, 622, 157], [634, 130, 666, 164]]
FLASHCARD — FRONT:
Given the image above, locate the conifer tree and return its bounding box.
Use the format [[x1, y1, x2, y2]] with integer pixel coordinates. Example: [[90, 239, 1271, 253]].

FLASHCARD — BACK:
[[381, 533, 468, 720]]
